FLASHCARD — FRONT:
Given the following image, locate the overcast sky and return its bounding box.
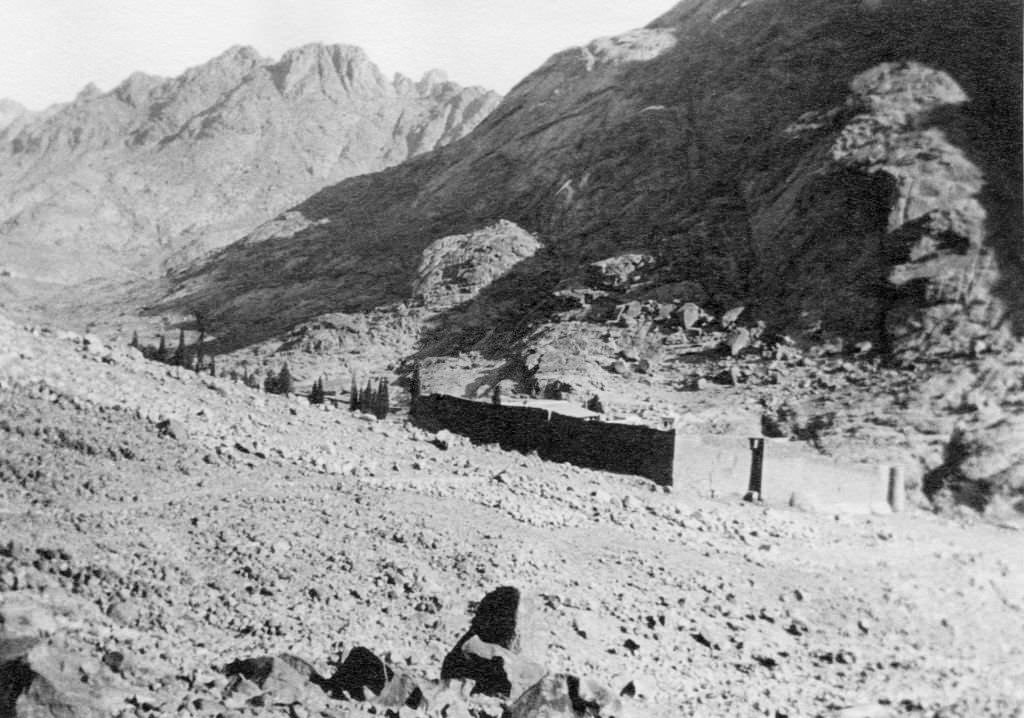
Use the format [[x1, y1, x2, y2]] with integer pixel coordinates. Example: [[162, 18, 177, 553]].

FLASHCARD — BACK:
[[2, 0, 675, 110]]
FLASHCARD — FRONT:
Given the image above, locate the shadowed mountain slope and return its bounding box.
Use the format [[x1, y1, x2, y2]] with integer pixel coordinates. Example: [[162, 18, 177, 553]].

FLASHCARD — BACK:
[[0, 44, 500, 283], [161, 0, 1022, 359]]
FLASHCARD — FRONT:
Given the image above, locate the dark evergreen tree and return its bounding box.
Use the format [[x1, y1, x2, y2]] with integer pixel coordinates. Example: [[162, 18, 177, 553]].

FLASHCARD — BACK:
[[363, 379, 374, 414], [277, 364, 293, 395], [381, 379, 390, 417], [309, 377, 325, 405], [586, 394, 605, 414], [375, 378, 386, 418], [171, 329, 186, 367], [130, 330, 140, 349], [209, 357, 217, 377], [491, 384, 502, 406], [349, 375, 358, 411], [196, 328, 206, 371], [410, 363, 421, 400], [156, 335, 168, 363], [263, 373, 277, 393]]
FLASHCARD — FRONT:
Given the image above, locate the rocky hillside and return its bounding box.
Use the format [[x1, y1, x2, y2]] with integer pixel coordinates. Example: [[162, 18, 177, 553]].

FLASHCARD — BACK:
[[161, 0, 1021, 361], [0, 45, 500, 283], [2, 314, 1022, 717]]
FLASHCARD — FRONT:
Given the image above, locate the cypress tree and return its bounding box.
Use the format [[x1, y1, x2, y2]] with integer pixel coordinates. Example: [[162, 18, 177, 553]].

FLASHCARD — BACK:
[[172, 329, 186, 367], [277, 364, 293, 395], [491, 384, 502, 406], [209, 357, 217, 377], [156, 335, 168, 363], [410, 363, 421, 400], [375, 378, 385, 418], [363, 379, 374, 414], [130, 330, 140, 349], [381, 379, 390, 418], [349, 375, 358, 411], [196, 328, 206, 371]]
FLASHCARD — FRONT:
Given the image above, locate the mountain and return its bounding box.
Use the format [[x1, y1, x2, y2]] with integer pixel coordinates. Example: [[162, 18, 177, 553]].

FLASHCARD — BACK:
[[0, 44, 500, 283], [162, 0, 1021, 362], [0, 98, 32, 132]]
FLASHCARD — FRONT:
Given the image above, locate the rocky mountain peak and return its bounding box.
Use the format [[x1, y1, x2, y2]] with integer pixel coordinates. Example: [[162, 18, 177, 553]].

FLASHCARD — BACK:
[[0, 42, 501, 283], [0, 98, 29, 131], [270, 42, 390, 98]]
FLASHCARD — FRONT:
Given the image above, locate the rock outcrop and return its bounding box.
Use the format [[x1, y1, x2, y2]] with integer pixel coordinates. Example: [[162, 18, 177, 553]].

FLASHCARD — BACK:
[[161, 0, 1020, 360], [0, 44, 500, 283]]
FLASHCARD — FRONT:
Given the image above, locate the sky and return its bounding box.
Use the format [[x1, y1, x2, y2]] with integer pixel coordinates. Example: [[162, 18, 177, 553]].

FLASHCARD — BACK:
[[2, 0, 676, 110]]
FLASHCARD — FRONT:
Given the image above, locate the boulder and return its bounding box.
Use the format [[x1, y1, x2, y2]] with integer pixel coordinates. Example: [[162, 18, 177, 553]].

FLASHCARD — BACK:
[[586, 254, 656, 291], [2, 643, 127, 718], [222, 654, 326, 705], [324, 646, 391, 701], [155, 417, 186, 440], [506, 674, 621, 718], [441, 586, 546, 700], [925, 416, 1024, 511]]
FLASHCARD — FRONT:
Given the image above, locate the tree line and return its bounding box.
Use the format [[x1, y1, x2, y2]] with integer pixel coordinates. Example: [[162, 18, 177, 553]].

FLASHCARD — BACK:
[[129, 329, 388, 416]]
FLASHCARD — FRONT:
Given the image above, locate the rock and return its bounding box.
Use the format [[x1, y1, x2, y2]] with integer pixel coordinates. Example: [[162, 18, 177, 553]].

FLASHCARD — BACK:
[[586, 254, 655, 290], [432, 430, 453, 451], [324, 646, 391, 701], [412, 221, 542, 310], [3, 643, 126, 717], [611, 359, 631, 376], [680, 303, 705, 332], [720, 306, 746, 328], [788, 491, 820, 513], [727, 327, 751, 356], [155, 417, 186, 440], [82, 334, 107, 356], [506, 674, 621, 718], [441, 586, 545, 700], [0, 601, 58, 641], [692, 621, 729, 651], [107, 601, 142, 626], [223, 654, 326, 705], [925, 416, 1024, 510], [618, 673, 657, 700]]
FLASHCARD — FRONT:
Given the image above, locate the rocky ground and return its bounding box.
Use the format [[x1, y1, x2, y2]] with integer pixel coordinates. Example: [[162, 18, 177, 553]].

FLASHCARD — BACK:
[[2, 313, 1023, 717]]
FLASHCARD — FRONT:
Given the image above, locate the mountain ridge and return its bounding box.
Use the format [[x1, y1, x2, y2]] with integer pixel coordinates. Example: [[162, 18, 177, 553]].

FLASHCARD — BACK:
[[0, 42, 501, 283], [160, 0, 1022, 359]]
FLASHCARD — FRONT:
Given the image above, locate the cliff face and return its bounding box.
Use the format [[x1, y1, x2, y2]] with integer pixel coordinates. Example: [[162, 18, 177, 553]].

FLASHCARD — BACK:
[[0, 45, 500, 283], [163, 0, 1021, 359]]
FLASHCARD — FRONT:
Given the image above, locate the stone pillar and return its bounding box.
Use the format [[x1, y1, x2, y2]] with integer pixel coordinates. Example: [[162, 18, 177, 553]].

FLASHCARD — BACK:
[[887, 465, 906, 512], [745, 438, 765, 502]]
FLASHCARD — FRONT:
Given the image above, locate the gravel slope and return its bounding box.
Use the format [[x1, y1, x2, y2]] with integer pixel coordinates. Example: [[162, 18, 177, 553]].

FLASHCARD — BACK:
[[1, 315, 1022, 717]]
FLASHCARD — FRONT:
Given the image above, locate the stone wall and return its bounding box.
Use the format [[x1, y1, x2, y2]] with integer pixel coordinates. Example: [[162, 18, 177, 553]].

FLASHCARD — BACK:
[[411, 394, 675, 485]]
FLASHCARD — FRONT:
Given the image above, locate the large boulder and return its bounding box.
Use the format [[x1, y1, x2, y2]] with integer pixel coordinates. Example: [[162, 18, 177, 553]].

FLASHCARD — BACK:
[[411, 220, 542, 310], [506, 673, 623, 718], [441, 586, 547, 700], [586, 254, 656, 292], [925, 416, 1024, 512]]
